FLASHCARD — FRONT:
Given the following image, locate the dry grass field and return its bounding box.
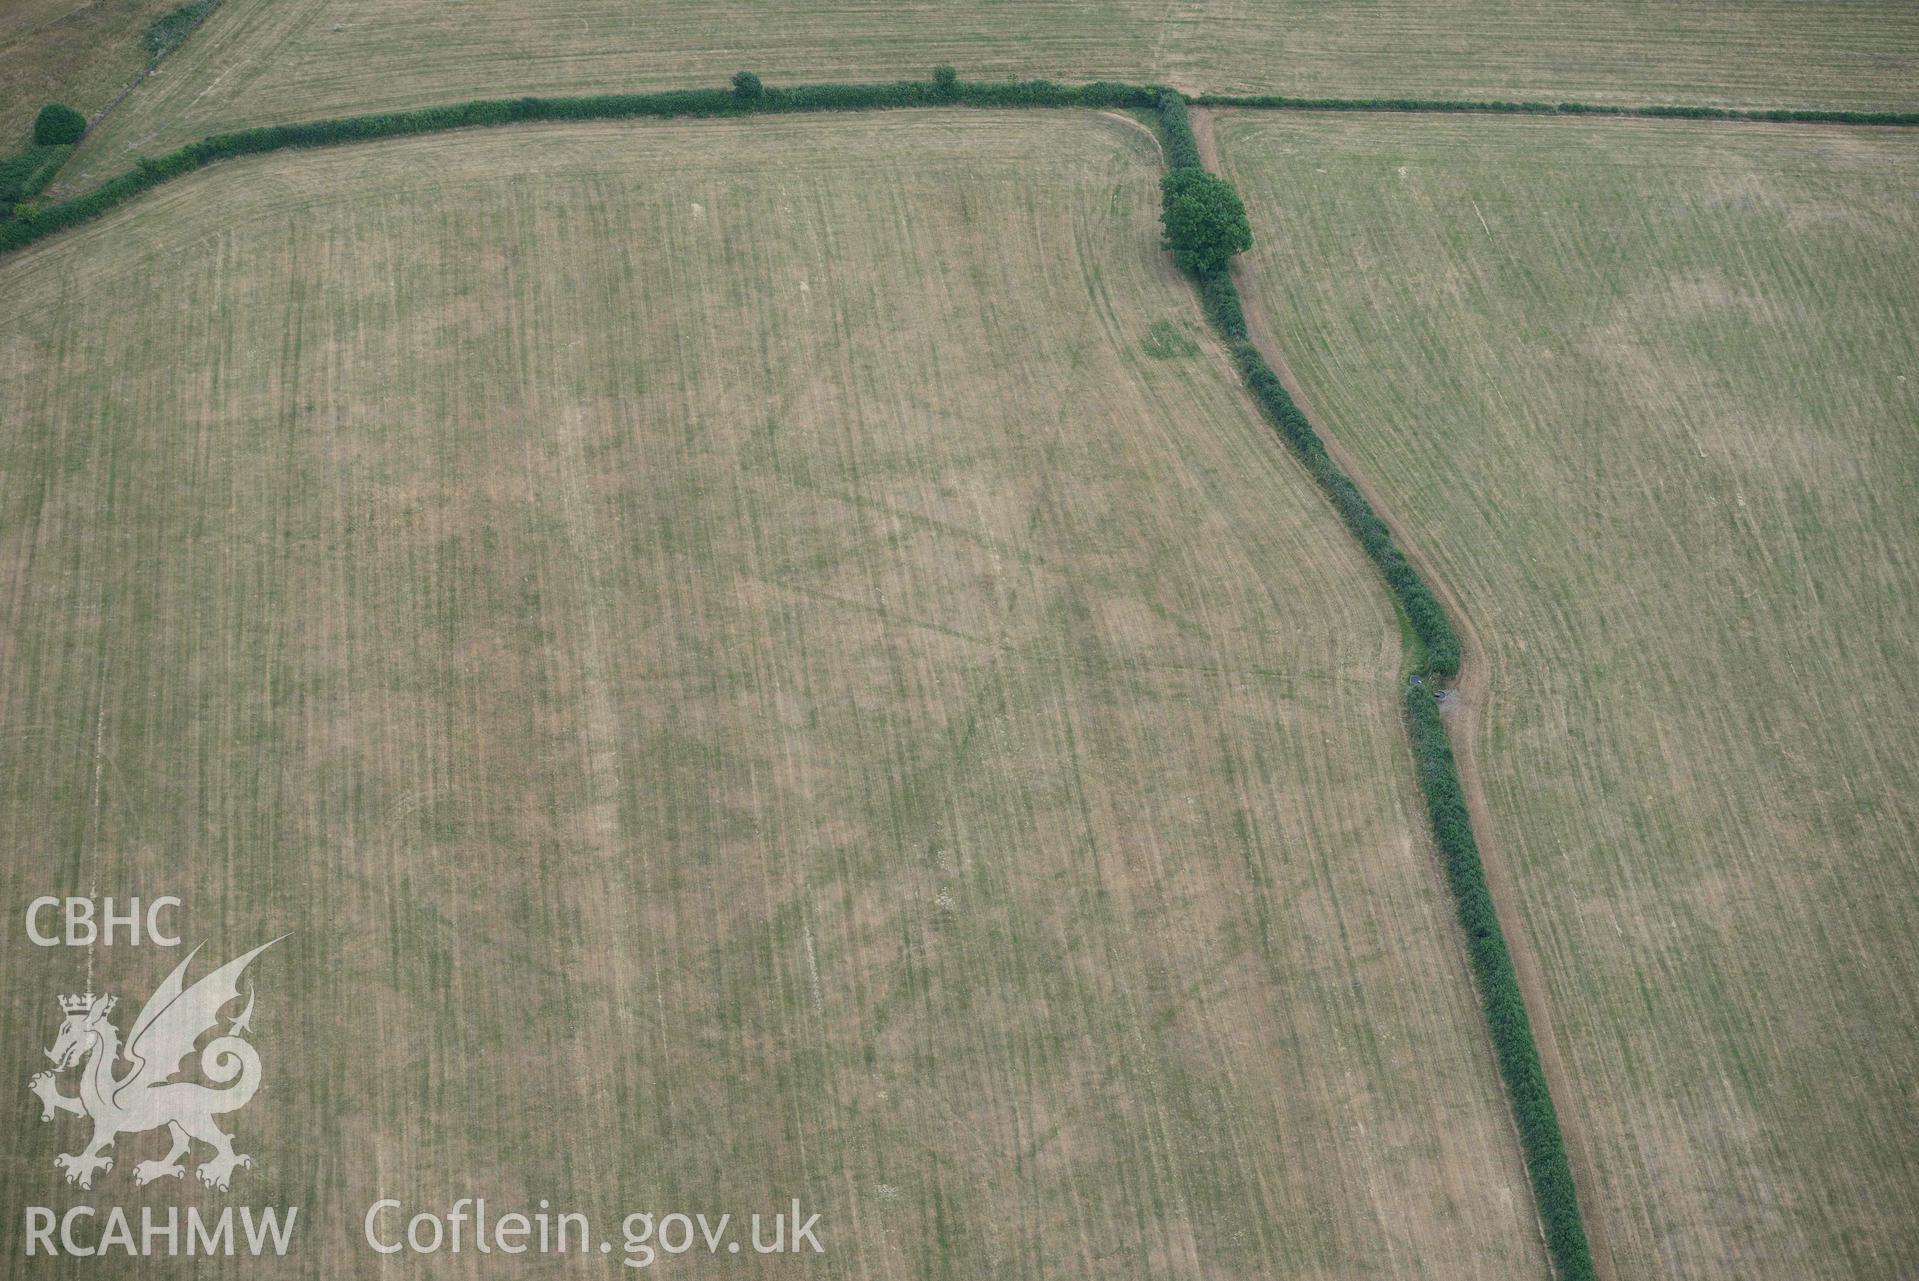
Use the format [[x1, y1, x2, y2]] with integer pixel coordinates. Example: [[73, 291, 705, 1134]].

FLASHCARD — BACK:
[[51, 0, 1919, 193], [1214, 112, 1919, 1279], [0, 113, 1547, 1277], [0, 0, 186, 144]]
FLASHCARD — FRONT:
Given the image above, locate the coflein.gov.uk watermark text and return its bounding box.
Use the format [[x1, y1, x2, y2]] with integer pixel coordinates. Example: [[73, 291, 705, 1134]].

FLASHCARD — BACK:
[[368, 1197, 825, 1269], [27, 1199, 824, 1268]]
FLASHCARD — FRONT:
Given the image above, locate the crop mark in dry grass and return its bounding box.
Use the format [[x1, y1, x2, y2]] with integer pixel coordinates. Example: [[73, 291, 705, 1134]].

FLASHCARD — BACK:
[[1, 112, 1551, 1278]]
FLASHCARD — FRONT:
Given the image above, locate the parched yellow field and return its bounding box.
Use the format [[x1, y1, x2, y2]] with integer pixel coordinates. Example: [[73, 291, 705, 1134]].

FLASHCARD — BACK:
[[1215, 112, 1919, 1278], [0, 113, 1544, 1277], [53, 0, 1919, 193]]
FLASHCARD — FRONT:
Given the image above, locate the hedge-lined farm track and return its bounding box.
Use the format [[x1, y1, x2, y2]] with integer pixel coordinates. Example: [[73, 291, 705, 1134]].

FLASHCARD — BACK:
[[0, 112, 1549, 1278], [1216, 112, 1919, 1280], [52, 0, 1919, 194]]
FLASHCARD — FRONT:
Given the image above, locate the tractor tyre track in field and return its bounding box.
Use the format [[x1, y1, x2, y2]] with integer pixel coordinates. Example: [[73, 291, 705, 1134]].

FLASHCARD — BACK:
[[1190, 104, 1616, 1281]]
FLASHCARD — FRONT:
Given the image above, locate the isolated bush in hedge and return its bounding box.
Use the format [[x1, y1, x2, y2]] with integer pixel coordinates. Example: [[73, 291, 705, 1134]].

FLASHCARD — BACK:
[[33, 103, 86, 146], [1159, 168, 1251, 275], [732, 72, 764, 101], [934, 65, 958, 95]]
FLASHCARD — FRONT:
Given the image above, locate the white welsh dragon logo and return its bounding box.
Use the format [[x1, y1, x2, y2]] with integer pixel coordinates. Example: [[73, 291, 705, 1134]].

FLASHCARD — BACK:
[[28, 938, 284, 1191]]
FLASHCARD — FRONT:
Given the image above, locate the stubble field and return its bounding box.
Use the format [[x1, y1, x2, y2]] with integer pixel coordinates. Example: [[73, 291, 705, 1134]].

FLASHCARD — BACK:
[[0, 112, 1545, 1278], [1214, 112, 1919, 1279], [49, 0, 1919, 194]]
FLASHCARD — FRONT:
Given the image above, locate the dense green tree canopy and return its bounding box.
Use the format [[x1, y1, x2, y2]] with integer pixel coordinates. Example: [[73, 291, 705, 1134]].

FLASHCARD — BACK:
[[33, 103, 87, 147], [1159, 168, 1251, 276]]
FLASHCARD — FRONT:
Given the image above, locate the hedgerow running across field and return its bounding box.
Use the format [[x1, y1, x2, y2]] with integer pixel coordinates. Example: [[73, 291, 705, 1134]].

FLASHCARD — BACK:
[[1189, 93, 1919, 126], [144, 0, 227, 64], [9, 75, 1914, 256], [1403, 685, 1593, 1280], [0, 79, 1150, 253], [1150, 87, 1589, 1280], [0, 144, 70, 208]]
